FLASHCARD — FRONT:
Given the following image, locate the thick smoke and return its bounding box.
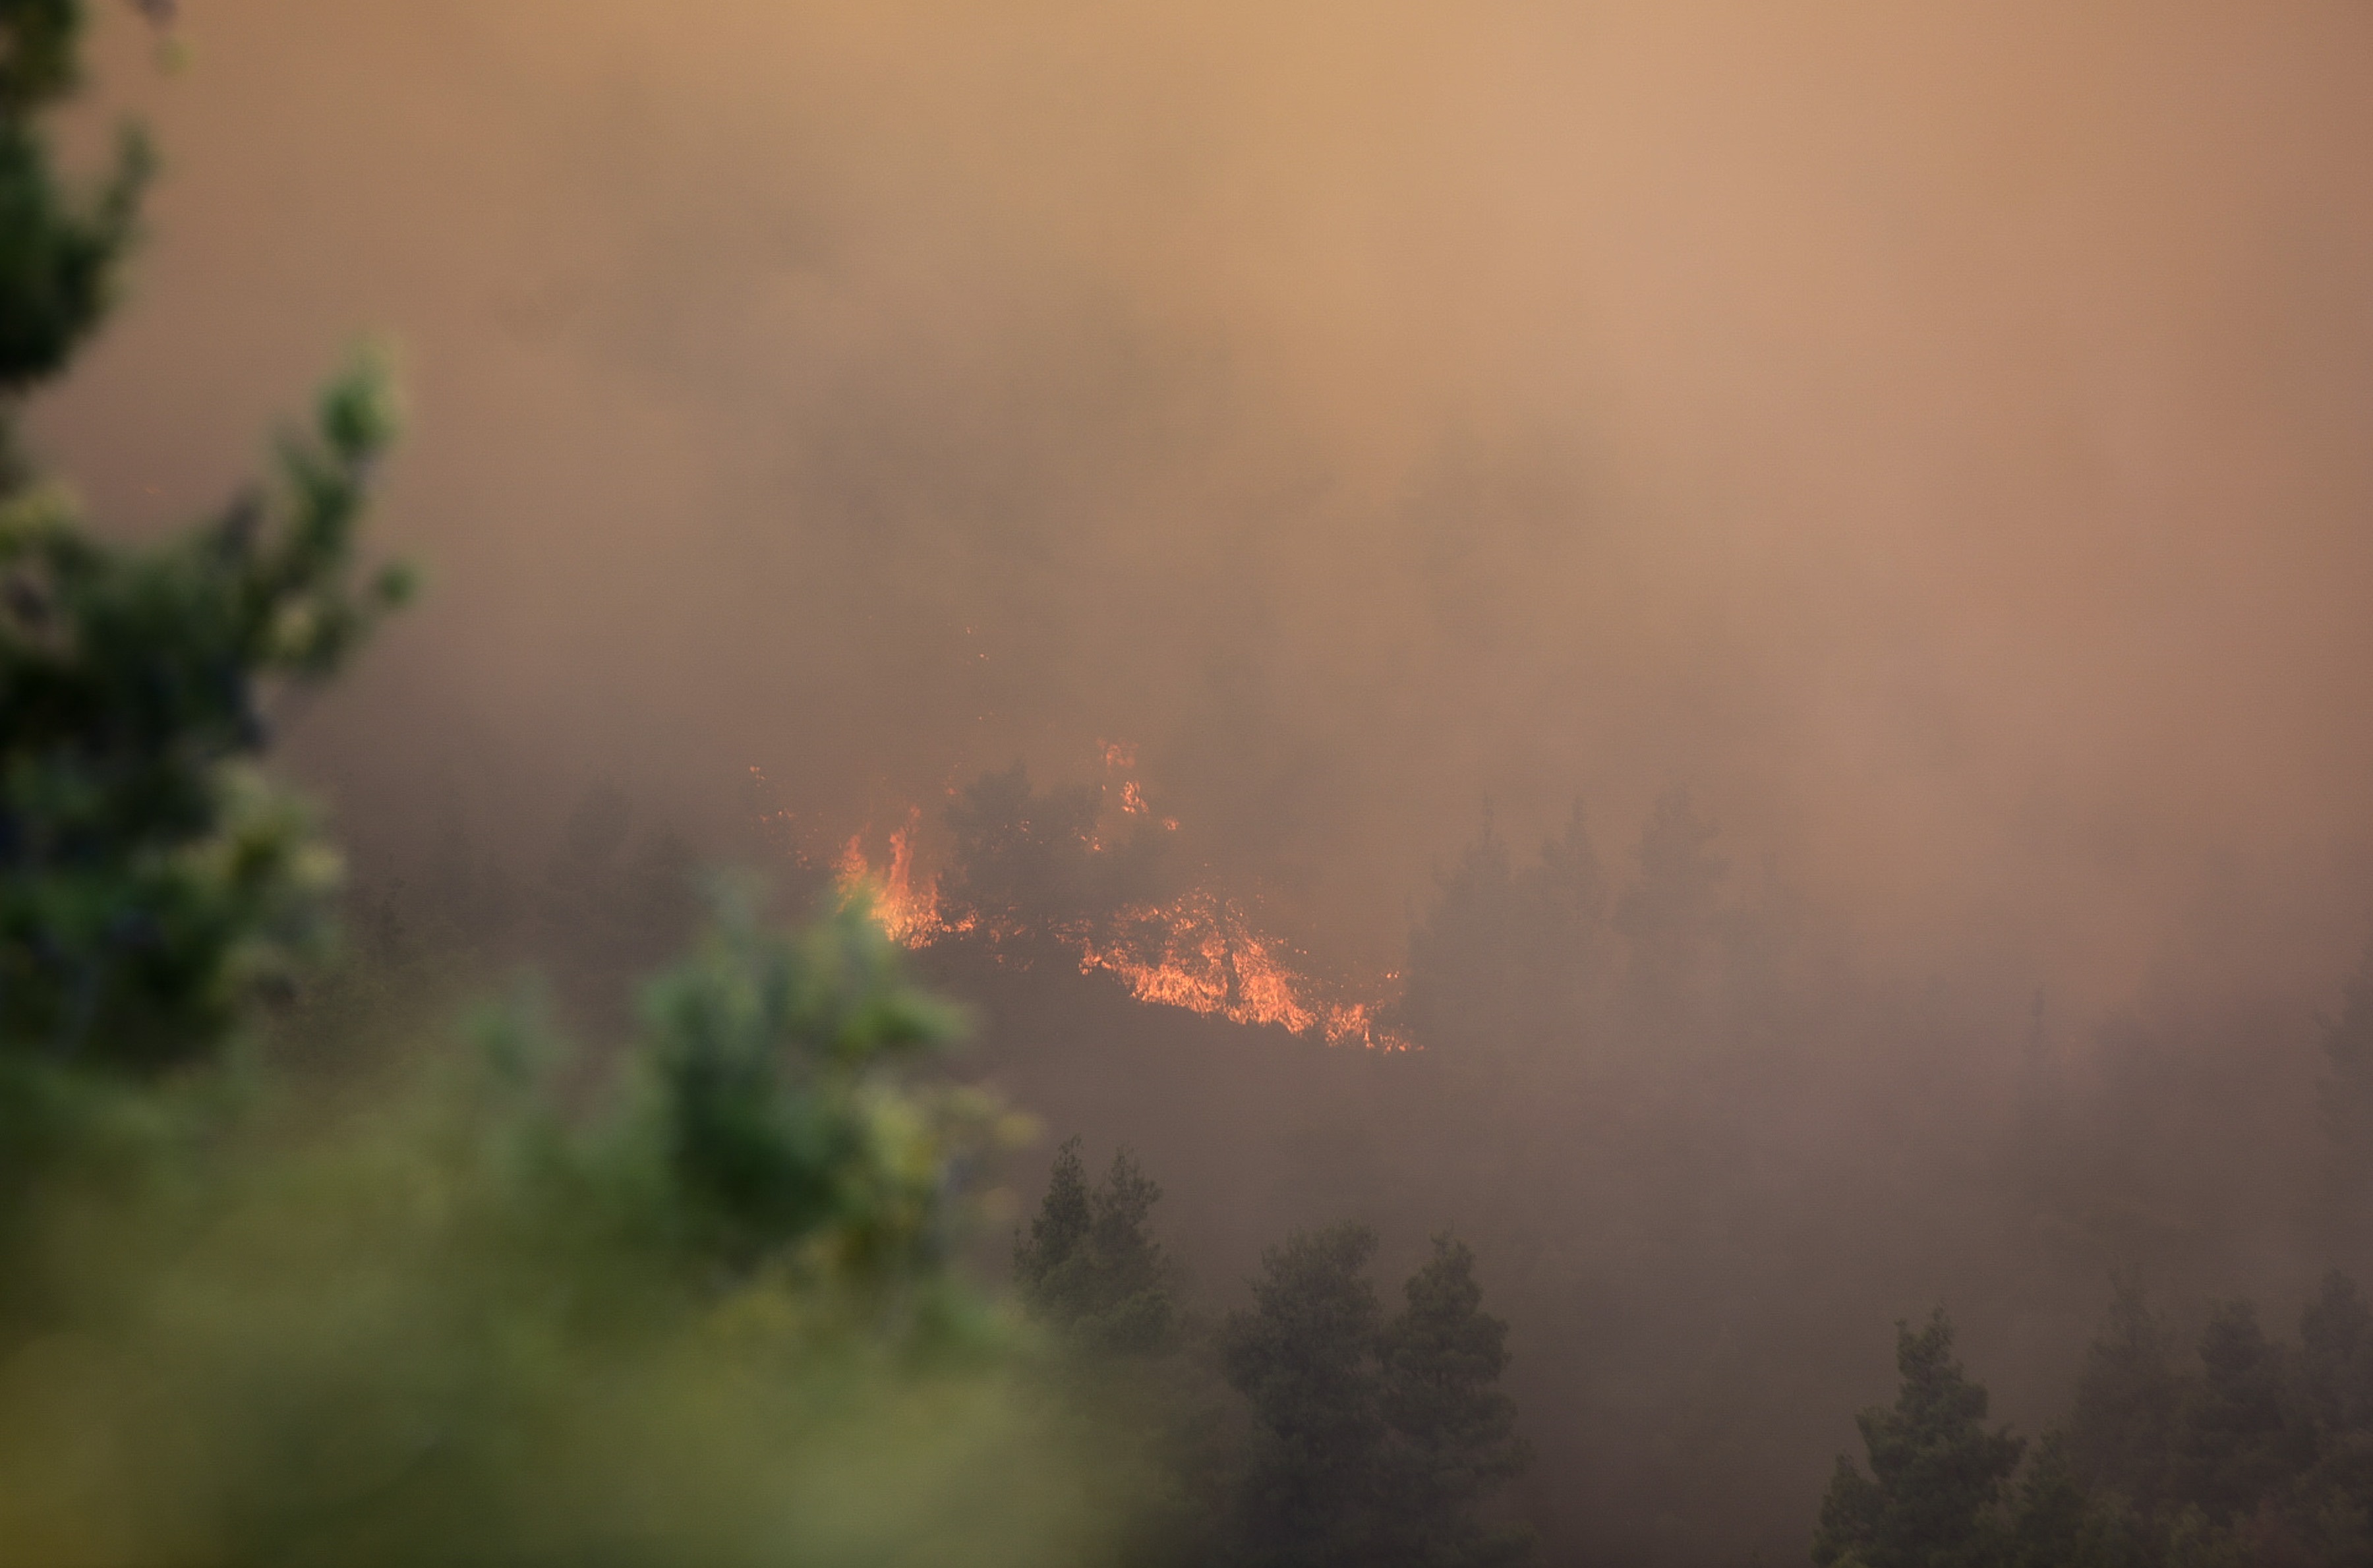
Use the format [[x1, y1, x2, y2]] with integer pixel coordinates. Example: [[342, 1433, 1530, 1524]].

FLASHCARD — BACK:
[[34, 1, 2372, 985], [26, 2, 2373, 1562]]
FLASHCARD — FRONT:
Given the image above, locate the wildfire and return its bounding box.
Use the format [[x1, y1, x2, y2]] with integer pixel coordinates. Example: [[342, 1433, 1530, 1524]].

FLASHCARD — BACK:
[[833, 809, 973, 946], [1099, 746, 1176, 831], [1072, 893, 1401, 1049], [815, 760, 1408, 1051]]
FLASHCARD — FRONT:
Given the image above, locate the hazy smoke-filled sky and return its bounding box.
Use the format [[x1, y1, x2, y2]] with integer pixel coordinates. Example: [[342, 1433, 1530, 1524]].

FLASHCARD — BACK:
[[34, 0, 2373, 1012]]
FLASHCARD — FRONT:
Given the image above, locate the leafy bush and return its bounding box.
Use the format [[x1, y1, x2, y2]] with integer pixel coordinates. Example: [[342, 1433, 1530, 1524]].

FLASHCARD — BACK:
[[0, 891, 1115, 1567], [0, 9, 1137, 1563]]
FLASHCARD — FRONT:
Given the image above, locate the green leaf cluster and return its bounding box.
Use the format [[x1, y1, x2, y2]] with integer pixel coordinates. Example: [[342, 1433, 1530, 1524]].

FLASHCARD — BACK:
[[0, 0, 151, 435], [638, 881, 1003, 1297], [0, 0, 409, 1074], [0, 888, 1092, 1565], [1, 357, 411, 1070], [0, 11, 1118, 1561]]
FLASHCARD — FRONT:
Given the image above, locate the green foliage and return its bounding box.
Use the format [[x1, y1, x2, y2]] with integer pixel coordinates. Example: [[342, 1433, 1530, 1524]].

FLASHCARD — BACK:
[[1812, 1310, 2026, 1568], [1830, 1275, 2373, 1568], [0, 894, 1111, 1565], [1219, 1225, 1529, 1568], [1224, 1221, 1390, 1568], [1, 354, 411, 1071], [0, 13, 1128, 1562], [0, 0, 409, 1074], [1016, 1140, 1239, 1568], [1020, 1134, 1094, 1287], [1016, 1136, 1177, 1354], [1376, 1235, 1532, 1568], [2009, 1436, 2146, 1568], [639, 881, 991, 1291], [0, 0, 152, 436]]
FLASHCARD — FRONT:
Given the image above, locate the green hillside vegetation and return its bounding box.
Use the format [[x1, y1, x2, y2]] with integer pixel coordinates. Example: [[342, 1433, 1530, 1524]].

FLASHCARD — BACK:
[[0, 5, 1132, 1561], [1814, 1280, 2373, 1568]]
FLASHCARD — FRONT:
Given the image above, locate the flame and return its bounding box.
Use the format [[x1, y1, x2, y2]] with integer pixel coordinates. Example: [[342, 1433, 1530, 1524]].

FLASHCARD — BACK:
[[833, 809, 972, 946], [808, 753, 1409, 1050], [1072, 893, 1403, 1049], [1098, 741, 1179, 830]]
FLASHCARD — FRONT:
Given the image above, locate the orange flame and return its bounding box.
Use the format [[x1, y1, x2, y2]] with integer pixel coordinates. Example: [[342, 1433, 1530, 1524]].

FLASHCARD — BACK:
[[834, 809, 972, 946], [1072, 893, 1403, 1048], [811, 754, 1408, 1050]]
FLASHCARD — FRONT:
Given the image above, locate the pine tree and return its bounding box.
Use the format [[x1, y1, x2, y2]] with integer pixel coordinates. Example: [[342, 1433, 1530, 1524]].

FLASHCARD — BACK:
[[1401, 801, 1606, 1055], [1223, 1222, 1388, 1568], [1016, 1134, 1092, 1285], [2010, 1434, 2147, 1568], [1813, 1310, 2026, 1568], [942, 763, 1109, 937], [0, 11, 1096, 1561], [1016, 1141, 1231, 1568], [1376, 1234, 1531, 1568], [0, 0, 152, 477], [0, 0, 411, 1074], [2066, 1274, 2184, 1519], [1016, 1137, 1176, 1354], [2171, 1302, 2297, 1528], [1084, 1144, 1172, 1350], [1401, 811, 1519, 1051]]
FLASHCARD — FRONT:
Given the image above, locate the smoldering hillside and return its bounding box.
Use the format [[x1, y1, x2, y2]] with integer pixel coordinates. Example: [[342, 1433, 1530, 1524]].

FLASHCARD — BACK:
[[27, 2, 2373, 1564], [846, 771, 2368, 1565]]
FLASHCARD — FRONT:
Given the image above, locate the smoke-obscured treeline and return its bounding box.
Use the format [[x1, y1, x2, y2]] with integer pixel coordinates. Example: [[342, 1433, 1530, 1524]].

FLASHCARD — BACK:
[[345, 764, 2373, 1566], [45, 1, 2373, 997], [18, 1, 2373, 1565]]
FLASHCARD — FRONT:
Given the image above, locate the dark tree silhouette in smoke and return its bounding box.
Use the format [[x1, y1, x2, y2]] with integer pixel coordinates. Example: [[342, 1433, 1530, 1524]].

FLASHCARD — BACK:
[[1401, 802, 1606, 1056], [1614, 786, 1726, 1030], [2063, 1274, 2181, 1524], [1813, 1311, 2024, 1568], [1014, 1135, 1179, 1355], [1377, 1235, 1533, 1568], [1219, 1221, 1531, 1568]]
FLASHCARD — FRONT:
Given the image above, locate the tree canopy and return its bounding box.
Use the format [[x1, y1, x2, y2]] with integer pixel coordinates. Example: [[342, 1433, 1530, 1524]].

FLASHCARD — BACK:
[[0, 0, 411, 1074]]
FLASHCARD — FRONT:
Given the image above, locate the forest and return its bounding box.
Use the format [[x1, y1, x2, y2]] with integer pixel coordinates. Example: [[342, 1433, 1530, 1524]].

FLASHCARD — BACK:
[[9, 2, 2373, 1565]]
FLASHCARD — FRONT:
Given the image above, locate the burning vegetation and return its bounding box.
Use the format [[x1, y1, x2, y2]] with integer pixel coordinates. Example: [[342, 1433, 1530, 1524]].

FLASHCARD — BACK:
[[813, 751, 1408, 1050], [21, 4, 2373, 1567]]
